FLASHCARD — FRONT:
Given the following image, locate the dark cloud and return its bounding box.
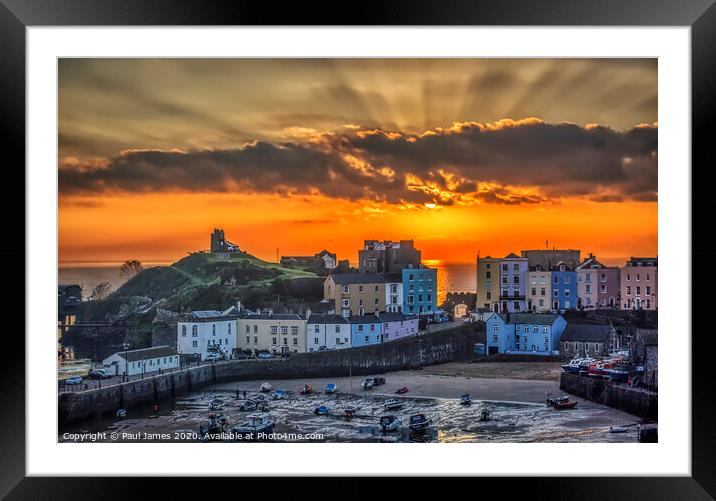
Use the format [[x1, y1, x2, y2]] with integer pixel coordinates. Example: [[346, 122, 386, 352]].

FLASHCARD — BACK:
[[59, 119, 657, 205]]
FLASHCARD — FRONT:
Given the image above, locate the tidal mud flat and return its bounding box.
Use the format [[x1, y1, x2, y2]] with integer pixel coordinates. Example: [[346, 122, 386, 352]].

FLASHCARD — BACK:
[[59, 368, 647, 443]]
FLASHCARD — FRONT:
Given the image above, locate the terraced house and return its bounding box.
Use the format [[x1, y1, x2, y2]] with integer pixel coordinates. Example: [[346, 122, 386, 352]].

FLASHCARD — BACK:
[[526, 265, 551, 312], [349, 314, 383, 347], [620, 257, 658, 310], [550, 263, 577, 311], [324, 273, 388, 317], [402, 264, 437, 316], [306, 314, 351, 352], [486, 313, 567, 355], [576, 254, 620, 309], [177, 310, 237, 361], [236, 311, 307, 354]]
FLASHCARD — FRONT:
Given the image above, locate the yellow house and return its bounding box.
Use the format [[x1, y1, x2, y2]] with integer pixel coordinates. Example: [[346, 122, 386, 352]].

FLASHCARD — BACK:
[[324, 273, 388, 318], [236, 311, 307, 354], [475, 256, 500, 311]]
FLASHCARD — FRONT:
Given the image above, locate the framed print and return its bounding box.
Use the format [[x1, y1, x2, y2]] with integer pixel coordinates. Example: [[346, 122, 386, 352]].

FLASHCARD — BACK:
[[3, 0, 715, 496]]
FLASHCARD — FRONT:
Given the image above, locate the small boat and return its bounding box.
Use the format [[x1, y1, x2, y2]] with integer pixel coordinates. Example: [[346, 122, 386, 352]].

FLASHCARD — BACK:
[[300, 384, 313, 395], [271, 389, 287, 400], [409, 413, 431, 431], [479, 409, 492, 422], [199, 413, 227, 439], [314, 405, 330, 415], [379, 415, 401, 432], [546, 394, 570, 407], [553, 399, 578, 410], [373, 377, 386, 386], [232, 414, 274, 438], [361, 378, 374, 390], [396, 386, 409, 394], [460, 394, 472, 405], [561, 358, 583, 374], [260, 382, 273, 392], [116, 408, 127, 418], [384, 398, 403, 410], [208, 398, 224, 411], [604, 368, 630, 382], [250, 393, 269, 403], [610, 426, 629, 433], [343, 405, 359, 418], [325, 383, 337, 394]]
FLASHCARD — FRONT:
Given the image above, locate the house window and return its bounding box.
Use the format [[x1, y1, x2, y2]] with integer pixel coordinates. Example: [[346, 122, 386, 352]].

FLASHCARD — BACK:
[[540, 288, 545, 296], [492, 324, 499, 332], [636, 274, 640, 281], [271, 326, 278, 334], [365, 336, 370, 343], [314, 325, 320, 333], [336, 337, 340, 344], [192, 325, 198, 337], [246, 336, 250, 344], [513, 301, 520, 309], [524, 325, 529, 332], [314, 338, 319, 345], [181, 325, 187, 337], [636, 286, 641, 295], [192, 341, 198, 347], [553, 276, 559, 284], [626, 286, 632, 295], [342, 285, 349, 294], [358, 325, 363, 332], [272, 337, 277, 345], [281, 326, 288, 335], [533, 326, 538, 333], [502, 264, 508, 271], [391, 284, 397, 293], [245, 325, 250, 333], [553, 290, 559, 297], [283, 338, 288, 345], [513, 264, 519, 271], [565, 289, 571, 297], [212, 324, 216, 336], [293, 338, 298, 345], [539, 299, 544, 307], [254, 336, 258, 344], [646, 274, 650, 281], [225, 338, 229, 345], [486, 271, 491, 279], [486, 291, 491, 300], [370, 324, 375, 332], [564, 276, 570, 284], [513, 276, 519, 284], [335, 325, 340, 333], [502, 276, 508, 284], [253, 325, 258, 333], [228, 324, 232, 334], [375, 286, 379, 292], [646, 286, 651, 295], [585, 285, 591, 293], [531, 288, 536, 296], [543, 326, 548, 333], [342, 299, 350, 307], [646, 299, 651, 309]]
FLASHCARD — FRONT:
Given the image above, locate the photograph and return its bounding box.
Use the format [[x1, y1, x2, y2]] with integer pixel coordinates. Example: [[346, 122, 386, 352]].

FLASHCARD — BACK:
[[56, 57, 659, 444]]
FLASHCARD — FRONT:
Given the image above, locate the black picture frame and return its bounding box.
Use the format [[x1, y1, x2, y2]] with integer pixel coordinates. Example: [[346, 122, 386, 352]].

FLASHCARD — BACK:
[[2, 0, 713, 496]]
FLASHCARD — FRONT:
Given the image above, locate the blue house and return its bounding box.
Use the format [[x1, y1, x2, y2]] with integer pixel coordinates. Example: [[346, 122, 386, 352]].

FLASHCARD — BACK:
[[550, 264, 577, 311], [486, 313, 567, 355], [402, 265, 437, 317], [349, 314, 383, 347]]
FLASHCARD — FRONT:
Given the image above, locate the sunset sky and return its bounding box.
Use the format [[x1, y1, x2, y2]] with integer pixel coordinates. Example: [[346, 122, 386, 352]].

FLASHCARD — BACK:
[[58, 59, 657, 266]]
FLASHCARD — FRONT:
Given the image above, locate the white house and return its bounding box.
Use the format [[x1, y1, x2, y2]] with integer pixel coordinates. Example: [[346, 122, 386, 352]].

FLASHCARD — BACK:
[[103, 346, 179, 377], [306, 314, 351, 352], [384, 278, 404, 313], [177, 310, 238, 360], [377, 312, 419, 342]]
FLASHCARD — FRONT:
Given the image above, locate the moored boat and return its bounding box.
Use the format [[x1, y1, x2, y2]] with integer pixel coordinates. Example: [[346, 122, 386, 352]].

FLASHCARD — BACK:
[[553, 399, 578, 410], [199, 413, 227, 440], [409, 414, 431, 431], [116, 408, 127, 418], [460, 394, 472, 405], [384, 398, 403, 410], [208, 398, 224, 411], [343, 405, 359, 418], [314, 405, 330, 415], [479, 408, 492, 421], [395, 386, 409, 394], [300, 384, 313, 395], [232, 414, 274, 438], [260, 382, 273, 392], [546, 394, 570, 407], [325, 383, 337, 394], [271, 389, 287, 400], [561, 358, 583, 374], [379, 415, 401, 432], [610, 426, 629, 433]]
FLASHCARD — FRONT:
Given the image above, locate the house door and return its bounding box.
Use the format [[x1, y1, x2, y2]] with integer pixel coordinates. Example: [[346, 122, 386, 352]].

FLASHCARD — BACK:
[[501, 301, 508, 312]]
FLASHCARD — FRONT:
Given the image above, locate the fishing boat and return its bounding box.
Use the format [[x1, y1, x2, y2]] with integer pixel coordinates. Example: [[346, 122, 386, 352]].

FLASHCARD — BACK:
[[361, 378, 374, 390], [314, 405, 330, 415], [208, 398, 224, 411], [260, 382, 273, 392], [271, 389, 287, 400], [300, 384, 313, 395], [343, 405, 359, 418], [384, 398, 403, 410], [199, 413, 227, 439], [604, 367, 630, 382], [479, 408, 492, 421], [409, 414, 431, 431], [325, 383, 337, 394], [561, 358, 584, 374], [610, 426, 629, 433], [553, 399, 578, 410], [379, 415, 401, 432], [116, 408, 127, 418], [232, 414, 274, 437], [395, 386, 409, 394], [546, 394, 570, 407], [460, 394, 472, 405]]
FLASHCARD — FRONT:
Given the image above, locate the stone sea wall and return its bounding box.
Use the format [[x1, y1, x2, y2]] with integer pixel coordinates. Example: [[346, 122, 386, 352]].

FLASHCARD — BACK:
[[59, 324, 482, 426], [560, 372, 657, 420]]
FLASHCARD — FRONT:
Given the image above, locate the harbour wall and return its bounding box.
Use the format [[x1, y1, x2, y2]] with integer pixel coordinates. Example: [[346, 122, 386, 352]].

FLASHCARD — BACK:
[[59, 324, 483, 426], [559, 373, 657, 420]]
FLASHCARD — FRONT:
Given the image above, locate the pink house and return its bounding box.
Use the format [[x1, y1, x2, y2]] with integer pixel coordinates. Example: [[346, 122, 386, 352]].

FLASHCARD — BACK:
[[576, 254, 620, 309], [620, 257, 658, 310]]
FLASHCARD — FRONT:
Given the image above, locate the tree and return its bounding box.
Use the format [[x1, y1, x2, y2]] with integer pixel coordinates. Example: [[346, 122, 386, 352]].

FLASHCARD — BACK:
[[89, 281, 113, 301], [120, 259, 143, 278]]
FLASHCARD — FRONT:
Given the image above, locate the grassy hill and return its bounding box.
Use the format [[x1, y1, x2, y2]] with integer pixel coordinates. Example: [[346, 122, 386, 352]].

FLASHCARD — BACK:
[[77, 251, 321, 321]]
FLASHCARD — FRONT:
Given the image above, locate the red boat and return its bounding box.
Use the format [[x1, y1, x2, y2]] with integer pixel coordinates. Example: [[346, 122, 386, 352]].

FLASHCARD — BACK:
[[300, 384, 313, 395], [553, 399, 578, 410], [396, 386, 409, 394]]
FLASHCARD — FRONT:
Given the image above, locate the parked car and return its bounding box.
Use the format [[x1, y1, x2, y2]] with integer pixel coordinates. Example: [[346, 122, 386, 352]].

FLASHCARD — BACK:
[[65, 376, 83, 385], [373, 377, 386, 386], [205, 354, 220, 362], [235, 352, 251, 360], [89, 369, 112, 379], [258, 352, 273, 360]]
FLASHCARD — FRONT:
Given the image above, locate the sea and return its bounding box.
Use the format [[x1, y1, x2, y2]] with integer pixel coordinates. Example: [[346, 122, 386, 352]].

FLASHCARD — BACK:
[[59, 262, 476, 304]]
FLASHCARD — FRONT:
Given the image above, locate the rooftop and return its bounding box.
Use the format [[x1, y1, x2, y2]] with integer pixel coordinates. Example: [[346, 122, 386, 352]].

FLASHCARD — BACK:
[[109, 345, 178, 362], [307, 314, 349, 325], [348, 314, 382, 324], [376, 312, 418, 322], [561, 323, 614, 342], [243, 313, 305, 321], [328, 272, 387, 284], [497, 313, 562, 325]]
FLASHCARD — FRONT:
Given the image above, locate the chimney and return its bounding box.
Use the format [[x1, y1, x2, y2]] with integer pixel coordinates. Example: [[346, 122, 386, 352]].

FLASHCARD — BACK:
[[236, 301, 241, 312], [305, 308, 312, 320], [267, 308, 273, 317]]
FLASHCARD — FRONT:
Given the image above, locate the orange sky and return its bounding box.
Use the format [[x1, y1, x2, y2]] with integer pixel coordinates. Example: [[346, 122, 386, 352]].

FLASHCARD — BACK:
[[58, 59, 657, 266]]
